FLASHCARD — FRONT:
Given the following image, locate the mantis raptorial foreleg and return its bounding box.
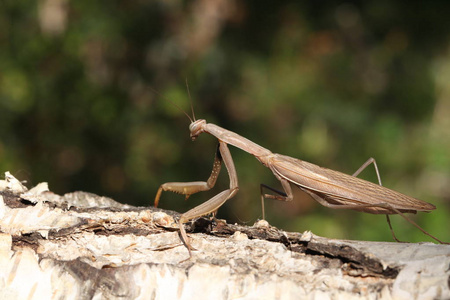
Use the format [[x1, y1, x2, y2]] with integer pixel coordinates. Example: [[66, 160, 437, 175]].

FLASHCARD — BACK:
[[154, 144, 223, 207], [155, 141, 239, 257]]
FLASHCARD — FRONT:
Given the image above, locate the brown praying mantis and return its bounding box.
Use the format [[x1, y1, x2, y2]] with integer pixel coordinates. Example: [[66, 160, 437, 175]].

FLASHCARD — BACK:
[[153, 89, 446, 257]]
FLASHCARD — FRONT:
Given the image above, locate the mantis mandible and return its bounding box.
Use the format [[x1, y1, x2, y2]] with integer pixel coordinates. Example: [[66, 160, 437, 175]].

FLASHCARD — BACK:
[[153, 90, 446, 257]]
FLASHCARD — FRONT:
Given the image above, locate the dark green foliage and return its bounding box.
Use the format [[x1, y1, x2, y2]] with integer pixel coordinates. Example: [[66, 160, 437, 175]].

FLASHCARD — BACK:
[[1, 1, 449, 242]]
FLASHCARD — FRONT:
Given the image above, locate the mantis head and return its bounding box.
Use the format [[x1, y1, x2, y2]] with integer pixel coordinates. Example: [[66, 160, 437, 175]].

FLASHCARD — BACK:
[[189, 119, 207, 141]]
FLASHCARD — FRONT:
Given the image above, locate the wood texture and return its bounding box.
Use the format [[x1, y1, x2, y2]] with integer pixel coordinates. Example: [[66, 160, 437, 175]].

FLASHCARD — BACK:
[[0, 172, 449, 299]]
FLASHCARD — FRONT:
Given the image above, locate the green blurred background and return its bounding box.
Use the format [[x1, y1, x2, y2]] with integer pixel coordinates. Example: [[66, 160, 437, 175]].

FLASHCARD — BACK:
[[1, 1, 449, 243]]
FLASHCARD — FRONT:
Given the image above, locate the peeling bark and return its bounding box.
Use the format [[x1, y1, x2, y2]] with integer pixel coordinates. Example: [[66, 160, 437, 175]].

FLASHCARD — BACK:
[[0, 172, 449, 299]]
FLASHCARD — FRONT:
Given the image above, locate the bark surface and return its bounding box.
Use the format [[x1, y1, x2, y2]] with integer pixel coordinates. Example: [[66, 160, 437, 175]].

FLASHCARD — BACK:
[[0, 172, 449, 299]]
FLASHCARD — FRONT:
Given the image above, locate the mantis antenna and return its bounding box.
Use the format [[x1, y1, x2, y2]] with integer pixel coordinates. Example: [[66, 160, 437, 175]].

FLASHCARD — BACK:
[[149, 86, 193, 123], [185, 78, 196, 122]]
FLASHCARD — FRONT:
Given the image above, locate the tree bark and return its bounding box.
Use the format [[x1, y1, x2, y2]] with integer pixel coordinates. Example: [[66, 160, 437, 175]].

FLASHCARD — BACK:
[[0, 172, 449, 299]]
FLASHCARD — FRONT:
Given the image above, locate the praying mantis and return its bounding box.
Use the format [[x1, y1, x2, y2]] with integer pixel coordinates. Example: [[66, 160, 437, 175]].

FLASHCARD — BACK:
[[153, 89, 446, 257]]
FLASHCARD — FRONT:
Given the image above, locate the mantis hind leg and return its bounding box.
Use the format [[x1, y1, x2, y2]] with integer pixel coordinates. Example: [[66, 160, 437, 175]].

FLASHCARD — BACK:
[[350, 158, 402, 242], [385, 215, 402, 242], [351, 157, 382, 185], [351, 157, 446, 244]]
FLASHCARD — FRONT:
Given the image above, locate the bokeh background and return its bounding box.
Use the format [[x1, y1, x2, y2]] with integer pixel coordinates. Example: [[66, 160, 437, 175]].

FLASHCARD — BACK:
[[1, 1, 449, 243]]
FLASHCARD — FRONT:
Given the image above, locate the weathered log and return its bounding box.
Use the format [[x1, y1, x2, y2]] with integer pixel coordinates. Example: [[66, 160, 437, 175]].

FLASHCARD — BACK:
[[0, 172, 449, 299]]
